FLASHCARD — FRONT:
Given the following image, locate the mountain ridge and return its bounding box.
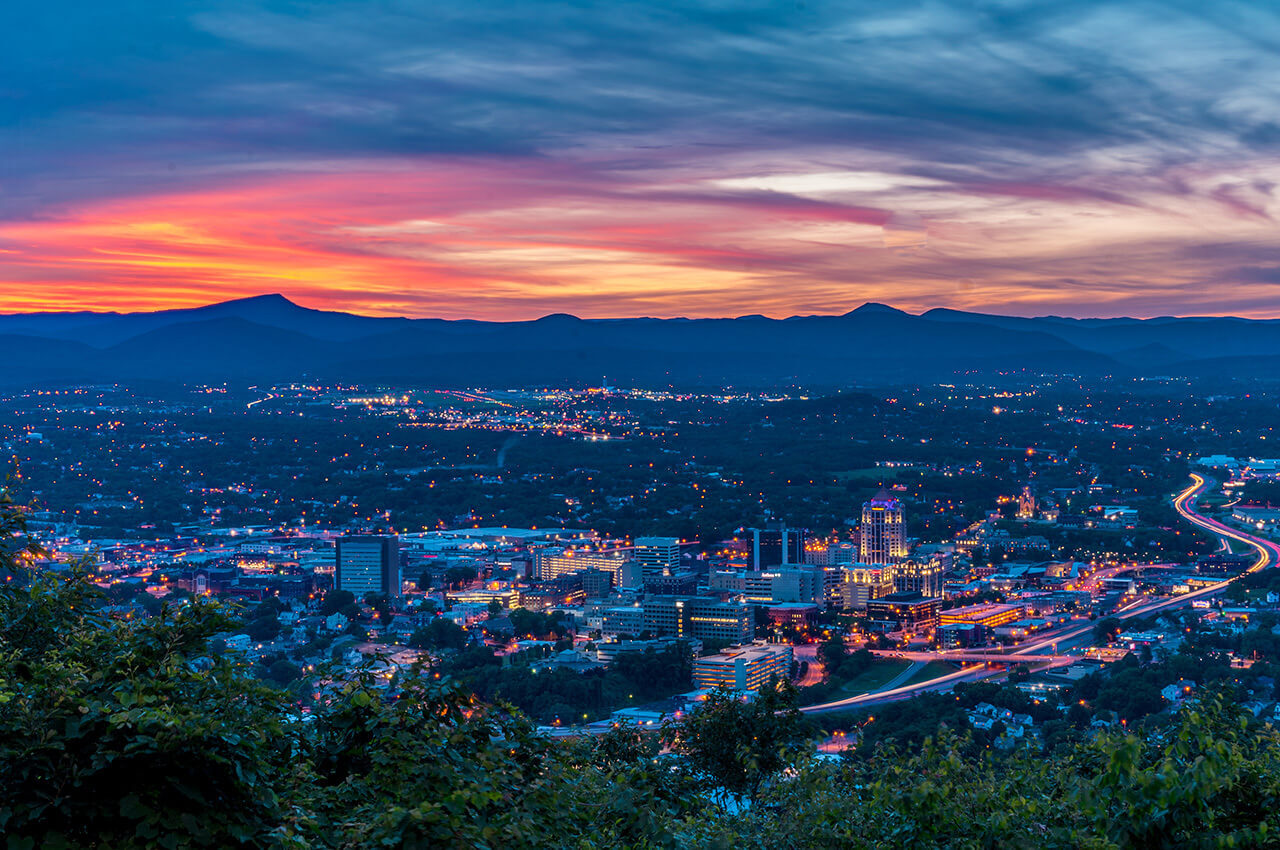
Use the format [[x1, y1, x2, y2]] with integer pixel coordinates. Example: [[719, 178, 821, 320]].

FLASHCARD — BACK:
[[0, 295, 1275, 387]]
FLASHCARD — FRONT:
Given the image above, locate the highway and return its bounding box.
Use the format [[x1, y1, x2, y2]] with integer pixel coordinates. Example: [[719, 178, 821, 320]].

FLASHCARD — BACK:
[[799, 663, 1000, 714], [873, 649, 1077, 664], [1172, 473, 1280, 574], [798, 472, 1280, 715], [246, 389, 277, 410], [799, 633, 1084, 715], [549, 473, 1280, 732], [1111, 473, 1280, 620]]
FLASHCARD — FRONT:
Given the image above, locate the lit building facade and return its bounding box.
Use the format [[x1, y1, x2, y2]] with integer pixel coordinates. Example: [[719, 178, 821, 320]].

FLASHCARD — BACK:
[[866, 591, 940, 631], [1017, 485, 1037, 519], [640, 596, 753, 644], [533, 546, 629, 580], [888, 559, 943, 597], [939, 603, 1025, 629], [859, 490, 907, 565], [709, 566, 825, 604], [634, 536, 681, 578], [841, 565, 895, 611], [693, 643, 793, 691]]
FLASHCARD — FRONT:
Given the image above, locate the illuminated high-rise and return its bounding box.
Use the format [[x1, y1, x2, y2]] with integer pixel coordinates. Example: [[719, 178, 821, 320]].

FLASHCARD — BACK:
[[888, 559, 943, 597], [859, 489, 906, 565], [634, 536, 681, 578], [335, 535, 401, 599]]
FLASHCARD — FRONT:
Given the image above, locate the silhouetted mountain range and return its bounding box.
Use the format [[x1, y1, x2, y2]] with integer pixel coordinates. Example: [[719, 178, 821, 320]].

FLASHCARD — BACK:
[[1, 294, 1276, 387]]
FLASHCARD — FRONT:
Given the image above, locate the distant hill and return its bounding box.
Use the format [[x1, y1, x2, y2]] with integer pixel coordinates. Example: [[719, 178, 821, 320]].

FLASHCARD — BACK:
[[1, 294, 1276, 387]]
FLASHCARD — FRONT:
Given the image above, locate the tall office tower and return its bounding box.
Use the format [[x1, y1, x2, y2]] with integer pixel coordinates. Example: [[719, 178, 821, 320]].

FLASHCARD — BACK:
[[749, 522, 806, 569], [888, 559, 943, 598], [335, 535, 401, 599], [859, 489, 907, 565], [634, 536, 681, 578]]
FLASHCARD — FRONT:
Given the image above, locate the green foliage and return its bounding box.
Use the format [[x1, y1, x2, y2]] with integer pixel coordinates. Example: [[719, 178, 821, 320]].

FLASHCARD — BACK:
[[0, 555, 693, 848], [0, 571, 293, 848], [266, 659, 303, 685], [455, 645, 692, 724], [507, 607, 571, 639], [663, 681, 811, 807], [319, 589, 354, 617], [1094, 616, 1122, 644], [816, 633, 848, 678], [700, 695, 1280, 849], [246, 614, 282, 642], [408, 617, 467, 650]]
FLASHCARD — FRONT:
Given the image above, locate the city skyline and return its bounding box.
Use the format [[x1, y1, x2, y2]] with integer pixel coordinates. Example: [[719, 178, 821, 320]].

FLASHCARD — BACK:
[[4, 2, 1280, 320], [9, 4, 1280, 843]]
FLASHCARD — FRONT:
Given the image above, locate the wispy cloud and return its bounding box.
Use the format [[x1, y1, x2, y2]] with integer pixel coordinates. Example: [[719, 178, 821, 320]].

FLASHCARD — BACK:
[[2, 1, 1279, 317]]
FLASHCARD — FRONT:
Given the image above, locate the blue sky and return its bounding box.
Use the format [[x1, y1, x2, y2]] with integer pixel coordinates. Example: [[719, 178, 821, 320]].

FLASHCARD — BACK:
[[3, 1, 1279, 318]]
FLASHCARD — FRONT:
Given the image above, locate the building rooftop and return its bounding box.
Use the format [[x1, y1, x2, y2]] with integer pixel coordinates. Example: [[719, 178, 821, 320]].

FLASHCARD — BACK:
[[941, 602, 1024, 619], [695, 643, 792, 665]]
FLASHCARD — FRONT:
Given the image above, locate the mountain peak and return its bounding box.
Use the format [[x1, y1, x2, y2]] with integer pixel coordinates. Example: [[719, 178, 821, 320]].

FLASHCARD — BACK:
[[215, 293, 302, 310], [845, 302, 907, 317]]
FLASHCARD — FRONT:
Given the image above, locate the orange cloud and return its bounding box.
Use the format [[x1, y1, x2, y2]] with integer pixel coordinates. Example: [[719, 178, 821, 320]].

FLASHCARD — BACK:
[[1, 156, 1278, 319]]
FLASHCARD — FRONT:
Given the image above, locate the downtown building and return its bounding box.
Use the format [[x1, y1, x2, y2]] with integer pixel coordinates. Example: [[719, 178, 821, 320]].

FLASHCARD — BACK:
[[533, 546, 630, 580], [939, 603, 1026, 630], [693, 643, 793, 691], [841, 565, 895, 611], [599, 595, 753, 644], [888, 559, 945, 598], [859, 489, 907, 565], [747, 522, 807, 569], [709, 565, 826, 605], [335, 535, 401, 599], [633, 536, 682, 578], [866, 591, 940, 632]]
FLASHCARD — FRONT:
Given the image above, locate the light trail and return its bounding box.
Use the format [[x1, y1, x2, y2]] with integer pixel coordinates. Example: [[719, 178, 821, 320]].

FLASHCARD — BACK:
[[247, 390, 277, 409], [556, 474, 1280, 733], [1172, 472, 1280, 574], [796, 473, 1280, 715], [799, 664, 999, 714]]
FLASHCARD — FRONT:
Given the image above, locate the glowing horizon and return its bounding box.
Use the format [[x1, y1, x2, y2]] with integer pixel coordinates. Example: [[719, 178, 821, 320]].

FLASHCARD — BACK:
[[3, 3, 1279, 320]]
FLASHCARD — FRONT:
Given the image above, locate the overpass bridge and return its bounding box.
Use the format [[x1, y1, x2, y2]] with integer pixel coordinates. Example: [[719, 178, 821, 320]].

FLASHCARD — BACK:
[[871, 650, 1076, 665]]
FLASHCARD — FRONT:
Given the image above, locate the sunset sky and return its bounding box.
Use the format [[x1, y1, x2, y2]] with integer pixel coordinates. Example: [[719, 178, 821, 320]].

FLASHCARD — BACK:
[[4, 1, 1280, 319]]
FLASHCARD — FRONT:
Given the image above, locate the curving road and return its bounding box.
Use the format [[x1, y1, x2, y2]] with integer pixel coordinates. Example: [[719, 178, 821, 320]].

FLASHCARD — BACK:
[[1109, 472, 1280, 622], [1173, 473, 1280, 573], [552, 473, 1280, 732], [797, 472, 1280, 716], [246, 389, 277, 409], [799, 662, 998, 714]]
